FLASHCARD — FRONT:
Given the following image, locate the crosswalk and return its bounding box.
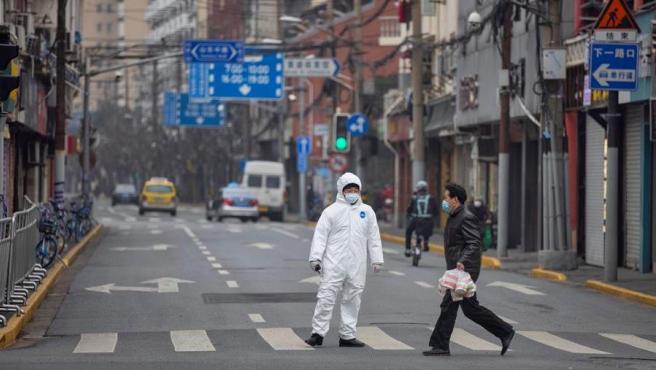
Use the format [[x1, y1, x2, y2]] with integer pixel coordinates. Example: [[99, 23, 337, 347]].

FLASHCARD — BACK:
[[66, 327, 656, 356]]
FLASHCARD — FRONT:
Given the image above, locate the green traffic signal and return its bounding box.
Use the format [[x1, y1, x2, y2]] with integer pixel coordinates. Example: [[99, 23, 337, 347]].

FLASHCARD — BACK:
[[335, 137, 348, 151]]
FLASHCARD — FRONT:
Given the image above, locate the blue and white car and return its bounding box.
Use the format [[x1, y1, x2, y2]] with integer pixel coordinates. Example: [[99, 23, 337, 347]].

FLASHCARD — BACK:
[[206, 187, 259, 222]]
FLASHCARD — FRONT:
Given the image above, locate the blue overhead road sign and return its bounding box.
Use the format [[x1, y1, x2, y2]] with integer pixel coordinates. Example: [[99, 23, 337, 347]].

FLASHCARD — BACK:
[[184, 40, 244, 63], [189, 50, 284, 100], [589, 41, 639, 91], [163, 92, 224, 127]]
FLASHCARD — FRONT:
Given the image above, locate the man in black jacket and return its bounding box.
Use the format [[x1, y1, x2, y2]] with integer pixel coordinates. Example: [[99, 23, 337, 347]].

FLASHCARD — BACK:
[[423, 183, 515, 357]]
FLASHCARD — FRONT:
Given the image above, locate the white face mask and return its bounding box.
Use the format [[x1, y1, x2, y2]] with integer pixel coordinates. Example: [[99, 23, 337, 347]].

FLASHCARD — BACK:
[[344, 193, 360, 204]]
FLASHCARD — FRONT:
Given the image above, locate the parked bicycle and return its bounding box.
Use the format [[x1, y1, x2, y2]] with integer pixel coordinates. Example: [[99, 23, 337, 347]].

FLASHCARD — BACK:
[[35, 203, 61, 268]]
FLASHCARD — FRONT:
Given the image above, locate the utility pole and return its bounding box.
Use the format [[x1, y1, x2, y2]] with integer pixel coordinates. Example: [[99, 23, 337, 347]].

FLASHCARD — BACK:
[[299, 79, 306, 220], [605, 91, 619, 281], [327, 0, 337, 193], [151, 60, 159, 127], [82, 55, 90, 196], [496, 1, 512, 258], [411, 0, 425, 186], [54, 0, 68, 204], [353, 0, 365, 180]]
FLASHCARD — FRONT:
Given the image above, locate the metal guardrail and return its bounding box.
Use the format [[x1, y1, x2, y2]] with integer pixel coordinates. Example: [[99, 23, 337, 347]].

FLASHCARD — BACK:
[[0, 218, 13, 327]]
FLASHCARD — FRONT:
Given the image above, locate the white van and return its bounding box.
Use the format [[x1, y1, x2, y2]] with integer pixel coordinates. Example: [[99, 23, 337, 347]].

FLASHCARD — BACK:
[[241, 161, 286, 221]]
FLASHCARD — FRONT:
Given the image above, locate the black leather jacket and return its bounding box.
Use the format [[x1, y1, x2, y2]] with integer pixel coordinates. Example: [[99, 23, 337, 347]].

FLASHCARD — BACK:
[[444, 206, 482, 281]]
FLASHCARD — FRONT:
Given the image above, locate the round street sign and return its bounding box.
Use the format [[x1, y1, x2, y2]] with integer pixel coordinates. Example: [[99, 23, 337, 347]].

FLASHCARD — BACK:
[[347, 113, 369, 137], [328, 153, 349, 173]]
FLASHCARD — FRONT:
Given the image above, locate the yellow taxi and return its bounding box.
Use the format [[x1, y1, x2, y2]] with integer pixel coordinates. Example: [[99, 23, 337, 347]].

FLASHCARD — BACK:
[[139, 178, 177, 216]]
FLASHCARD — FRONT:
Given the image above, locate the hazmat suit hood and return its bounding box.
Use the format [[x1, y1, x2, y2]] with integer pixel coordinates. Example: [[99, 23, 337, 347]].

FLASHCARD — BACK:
[[336, 172, 362, 204]]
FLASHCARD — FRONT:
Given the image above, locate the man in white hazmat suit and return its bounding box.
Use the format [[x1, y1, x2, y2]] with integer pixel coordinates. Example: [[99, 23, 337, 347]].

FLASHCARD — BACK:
[[305, 172, 384, 348]]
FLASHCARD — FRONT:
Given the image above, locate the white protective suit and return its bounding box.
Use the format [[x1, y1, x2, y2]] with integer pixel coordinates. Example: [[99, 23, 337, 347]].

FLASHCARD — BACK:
[[309, 172, 384, 339]]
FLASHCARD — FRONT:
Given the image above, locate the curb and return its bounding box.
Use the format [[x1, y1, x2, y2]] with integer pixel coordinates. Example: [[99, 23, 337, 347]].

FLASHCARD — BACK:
[[585, 279, 656, 308], [529, 267, 568, 282], [0, 224, 104, 349]]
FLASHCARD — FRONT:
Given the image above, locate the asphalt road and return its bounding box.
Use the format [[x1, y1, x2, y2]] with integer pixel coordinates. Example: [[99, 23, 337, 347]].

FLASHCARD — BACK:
[[0, 202, 655, 370]]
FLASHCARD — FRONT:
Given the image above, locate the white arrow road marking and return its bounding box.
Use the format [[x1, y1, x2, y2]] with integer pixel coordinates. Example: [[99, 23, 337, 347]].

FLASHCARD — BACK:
[[249, 314, 265, 323], [110, 244, 175, 252], [141, 277, 195, 293], [74, 333, 118, 354], [257, 328, 313, 351], [518, 331, 610, 354], [86, 277, 194, 294], [487, 281, 545, 296], [226, 280, 239, 288], [299, 276, 321, 285], [415, 281, 435, 289], [170, 330, 215, 352], [600, 333, 656, 353], [250, 242, 274, 250]]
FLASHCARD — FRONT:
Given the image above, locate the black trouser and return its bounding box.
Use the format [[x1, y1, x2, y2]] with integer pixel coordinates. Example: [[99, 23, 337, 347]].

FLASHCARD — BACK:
[[405, 218, 433, 249], [428, 292, 513, 351]]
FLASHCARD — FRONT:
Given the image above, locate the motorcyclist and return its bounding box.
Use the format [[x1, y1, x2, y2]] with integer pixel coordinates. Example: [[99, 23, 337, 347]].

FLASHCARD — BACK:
[[305, 172, 384, 348], [405, 180, 438, 256]]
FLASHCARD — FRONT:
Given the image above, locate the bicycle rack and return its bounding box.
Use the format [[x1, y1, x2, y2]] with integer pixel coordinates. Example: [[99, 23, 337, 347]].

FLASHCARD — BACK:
[[1, 303, 24, 316]]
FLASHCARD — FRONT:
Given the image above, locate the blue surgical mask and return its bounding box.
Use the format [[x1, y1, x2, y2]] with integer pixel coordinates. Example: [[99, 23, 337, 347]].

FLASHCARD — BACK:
[[345, 193, 360, 204], [441, 200, 451, 214]]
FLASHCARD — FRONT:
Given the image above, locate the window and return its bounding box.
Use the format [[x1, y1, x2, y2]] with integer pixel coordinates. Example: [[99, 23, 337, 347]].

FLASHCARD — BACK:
[[106, 3, 113, 12], [97, 3, 103, 12], [247, 175, 263, 188], [265, 176, 280, 189], [145, 185, 173, 193], [106, 22, 113, 33], [96, 23, 102, 32]]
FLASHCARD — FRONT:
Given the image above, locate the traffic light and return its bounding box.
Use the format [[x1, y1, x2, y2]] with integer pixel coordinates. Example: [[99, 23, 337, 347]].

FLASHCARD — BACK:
[[333, 113, 351, 153], [0, 36, 20, 103]]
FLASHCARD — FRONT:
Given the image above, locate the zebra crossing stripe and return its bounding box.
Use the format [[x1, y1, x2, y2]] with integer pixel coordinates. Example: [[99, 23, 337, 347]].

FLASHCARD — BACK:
[[73, 333, 118, 354], [451, 328, 500, 351], [518, 331, 610, 354], [600, 333, 656, 353], [498, 316, 519, 325], [256, 328, 313, 350], [357, 326, 413, 350], [249, 314, 265, 323], [170, 330, 216, 352]]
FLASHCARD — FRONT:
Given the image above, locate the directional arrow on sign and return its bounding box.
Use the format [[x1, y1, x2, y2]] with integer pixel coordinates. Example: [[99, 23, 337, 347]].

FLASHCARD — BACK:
[[250, 242, 274, 250], [86, 277, 195, 294], [487, 281, 546, 296], [592, 63, 636, 87], [110, 244, 175, 252], [299, 276, 321, 285]]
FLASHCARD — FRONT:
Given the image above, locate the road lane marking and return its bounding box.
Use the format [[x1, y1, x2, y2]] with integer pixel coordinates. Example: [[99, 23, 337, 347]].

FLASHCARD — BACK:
[[198, 246, 207, 250], [487, 281, 545, 296], [182, 226, 195, 238], [382, 248, 400, 255], [110, 244, 174, 252], [299, 276, 321, 285], [498, 316, 519, 325], [451, 328, 501, 351], [250, 242, 273, 250], [73, 333, 118, 353], [211, 263, 223, 269], [170, 330, 216, 352], [271, 228, 301, 239], [202, 251, 211, 256], [218, 270, 230, 275], [150, 230, 162, 235], [600, 333, 656, 353], [226, 280, 239, 288], [357, 326, 413, 350], [125, 216, 136, 222], [388, 270, 405, 276], [207, 256, 216, 262], [201, 225, 212, 229], [517, 331, 610, 354], [256, 328, 312, 350], [415, 281, 434, 288], [249, 314, 265, 323], [149, 217, 161, 223]]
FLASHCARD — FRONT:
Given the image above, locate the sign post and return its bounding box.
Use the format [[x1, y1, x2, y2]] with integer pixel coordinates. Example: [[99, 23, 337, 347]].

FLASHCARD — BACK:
[[590, 0, 639, 282], [163, 92, 224, 127]]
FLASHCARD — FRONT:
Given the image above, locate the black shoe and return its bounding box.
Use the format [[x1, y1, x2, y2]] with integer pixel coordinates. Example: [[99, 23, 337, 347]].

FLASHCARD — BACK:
[[339, 338, 366, 347], [423, 245, 430, 252], [422, 347, 450, 356], [305, 333, 323, 347], [501, 330, 515, 356], [404, 248, 412, 257]]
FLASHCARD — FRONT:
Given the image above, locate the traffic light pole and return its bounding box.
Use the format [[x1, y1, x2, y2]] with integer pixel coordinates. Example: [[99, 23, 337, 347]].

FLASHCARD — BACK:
[[411, 0, 425, 186], [353, 0, 364, 181], [54, 0, 67, 205], [82, 56, 90, 197], [497, 2, 512, 258], [605, 90, 620, 282]]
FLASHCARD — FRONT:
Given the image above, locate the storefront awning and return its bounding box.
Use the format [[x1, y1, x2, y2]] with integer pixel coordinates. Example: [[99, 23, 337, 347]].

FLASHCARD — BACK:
[[425, 95, 455, 137]]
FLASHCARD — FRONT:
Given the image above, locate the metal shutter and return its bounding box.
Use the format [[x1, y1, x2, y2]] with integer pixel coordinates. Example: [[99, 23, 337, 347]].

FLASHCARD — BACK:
[[585, 115, 605, 267], [624, 105, 642, 269]]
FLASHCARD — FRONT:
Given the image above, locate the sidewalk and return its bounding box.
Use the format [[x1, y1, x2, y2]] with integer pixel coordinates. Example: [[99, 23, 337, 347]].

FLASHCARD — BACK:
[[377, 222, 656, 308]]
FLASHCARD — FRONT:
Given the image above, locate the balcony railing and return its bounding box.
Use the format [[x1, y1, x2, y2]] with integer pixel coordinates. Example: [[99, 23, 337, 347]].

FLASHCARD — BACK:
[[378, 16, 408, 46]]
